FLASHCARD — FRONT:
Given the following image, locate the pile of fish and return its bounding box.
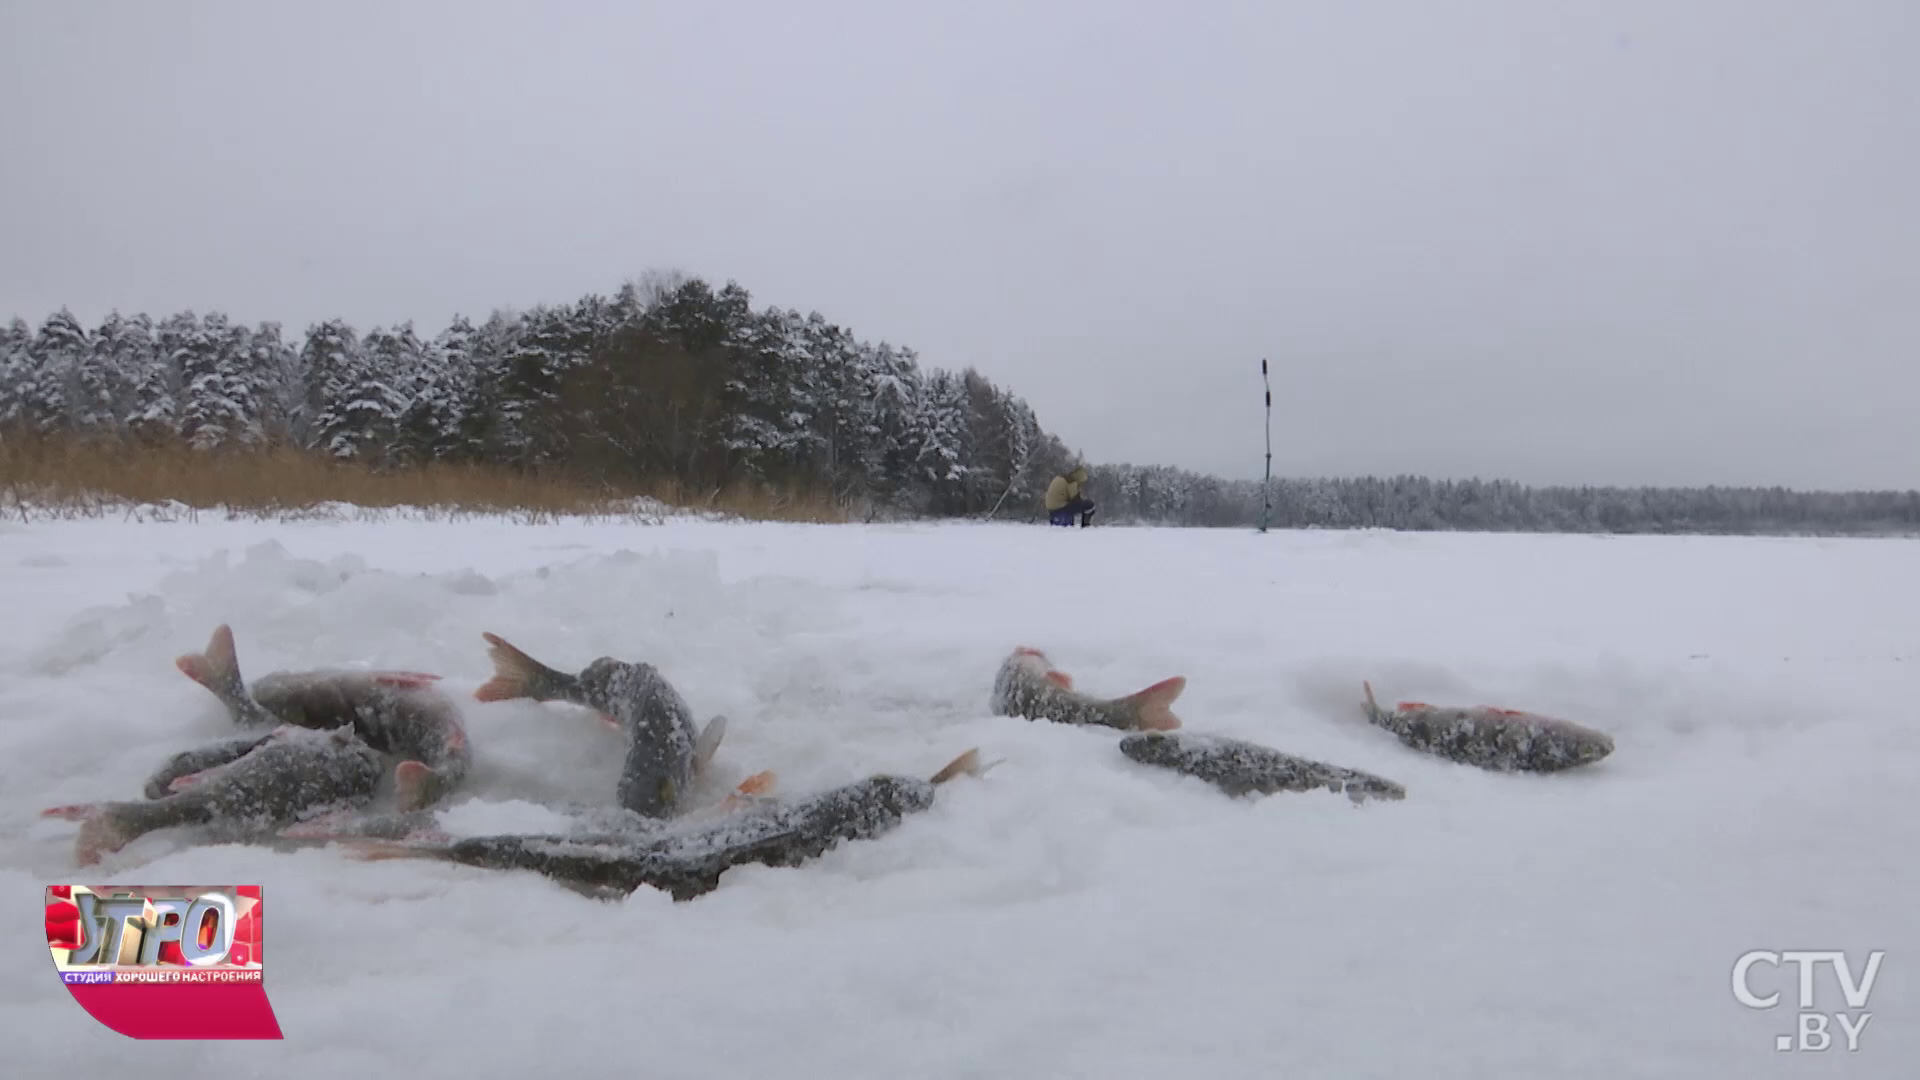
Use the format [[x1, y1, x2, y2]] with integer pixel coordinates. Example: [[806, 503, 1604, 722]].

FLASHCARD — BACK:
[[42, 626, 1616, 902]]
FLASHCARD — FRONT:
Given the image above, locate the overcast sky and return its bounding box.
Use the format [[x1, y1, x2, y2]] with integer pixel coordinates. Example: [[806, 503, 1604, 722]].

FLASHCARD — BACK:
[[3, 0, 1914, 491]]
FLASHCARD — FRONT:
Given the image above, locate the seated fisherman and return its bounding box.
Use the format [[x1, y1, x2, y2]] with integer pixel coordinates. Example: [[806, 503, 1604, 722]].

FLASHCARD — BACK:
[[1045, 466, 1095, 527]]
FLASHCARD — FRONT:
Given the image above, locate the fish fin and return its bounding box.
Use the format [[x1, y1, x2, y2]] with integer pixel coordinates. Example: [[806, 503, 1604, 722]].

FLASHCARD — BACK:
[[176, 623, 245, 699], [1123, 676, 1186, 731], [374, 672, 442, 690], [929, 747, 995, 785], [474, 632, 548, 702], [718, 769, 778, 811], [692, 716, 728, 773], [167, 771, 206, 793], [41, 803, 99, 821], [74, 813, 131, 867], [1397, 701, 1431, 711], [1045, 670, 1074, 690], [393, 761, 442, 811], [597, 712, 621, 731]]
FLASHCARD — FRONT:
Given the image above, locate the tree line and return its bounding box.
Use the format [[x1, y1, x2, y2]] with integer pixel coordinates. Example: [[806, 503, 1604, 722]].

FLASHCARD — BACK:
[[0, 274, 1077, 519], [2, 274, 1914, 535], [1085, 463, 1920, 536]]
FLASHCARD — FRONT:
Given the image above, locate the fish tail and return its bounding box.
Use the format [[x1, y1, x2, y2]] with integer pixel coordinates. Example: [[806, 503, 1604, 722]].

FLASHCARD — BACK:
[[72, 808, 135, 867], [474, 632, 566, 702], [42, 802, 133, 866], [929, 747, 999, 785], [175, 624, 255, 717], [1122, 676, 1186, 731]]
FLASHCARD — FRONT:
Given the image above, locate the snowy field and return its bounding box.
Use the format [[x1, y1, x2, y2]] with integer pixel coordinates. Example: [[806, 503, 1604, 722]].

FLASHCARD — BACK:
[[3, 510, 1916, 1078]]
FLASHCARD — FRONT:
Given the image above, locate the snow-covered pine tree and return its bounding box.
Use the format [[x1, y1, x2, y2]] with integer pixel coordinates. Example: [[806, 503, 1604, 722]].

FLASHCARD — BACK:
[[247, 322, 302, 447], [861, 342, 927, 509], [176, 312, 256, 450], [95, 312, 161, 442], [136, 312, 200, 443], [19, 309, 91, 436], [915, 368, 974, 513], [69, 312, 143, 437], [330, 322, 421, 464], [722, 305, 828, 481], [394, 315, 476, 465], [0, 317, 30, 432], [304, 318, 399, 461], [492, 304, 589, 468], [447, 310, 521, 464]]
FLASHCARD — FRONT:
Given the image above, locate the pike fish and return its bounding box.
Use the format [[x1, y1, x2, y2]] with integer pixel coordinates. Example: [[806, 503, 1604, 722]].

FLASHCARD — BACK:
[[346, 748, 990, 901], [1361, 681, 1615, 773], [44, 726, 385, 866], [473, 633, 743, 819], [175, 624, 471, 810], [1118, 731, 1406, 803], [990, 647, 1184, 731]]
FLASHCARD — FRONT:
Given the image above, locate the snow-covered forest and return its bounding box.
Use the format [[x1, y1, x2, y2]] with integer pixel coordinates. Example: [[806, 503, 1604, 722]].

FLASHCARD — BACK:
[[0, 275, 1077, 519], [2, 274, 1915, 535], [1086, 463, 1920, 535]]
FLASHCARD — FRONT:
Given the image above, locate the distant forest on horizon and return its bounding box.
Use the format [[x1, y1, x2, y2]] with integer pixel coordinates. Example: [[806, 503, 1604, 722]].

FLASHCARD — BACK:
[[2, 272, 1916, 537]]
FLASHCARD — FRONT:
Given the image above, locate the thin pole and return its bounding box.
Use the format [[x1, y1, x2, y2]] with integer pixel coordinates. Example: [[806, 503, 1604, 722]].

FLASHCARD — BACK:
[[1259, 358, 1273, 533]]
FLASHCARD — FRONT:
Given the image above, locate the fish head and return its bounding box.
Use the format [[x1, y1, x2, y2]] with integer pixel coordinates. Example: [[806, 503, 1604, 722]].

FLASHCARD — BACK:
[[616, 758, 693, 819], [614, 715, 699, 819], [1569, 729, 1616, 766]]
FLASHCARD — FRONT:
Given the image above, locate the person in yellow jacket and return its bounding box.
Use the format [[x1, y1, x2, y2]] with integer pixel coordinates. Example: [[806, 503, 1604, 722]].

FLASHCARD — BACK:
[[1045, 466, 1095, 527]]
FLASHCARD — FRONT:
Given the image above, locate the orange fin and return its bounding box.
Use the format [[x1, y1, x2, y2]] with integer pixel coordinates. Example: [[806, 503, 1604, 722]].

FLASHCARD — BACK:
[[393, 760, 436, 810], [474, 632, 549, 702], [718, 770, 778, 812], [929, 747, 998, 784], [374, 672, 442, 689], [1123, 676, 1186, 731], [1045, 670, 1074, 690], [41, 803, 98, 821]]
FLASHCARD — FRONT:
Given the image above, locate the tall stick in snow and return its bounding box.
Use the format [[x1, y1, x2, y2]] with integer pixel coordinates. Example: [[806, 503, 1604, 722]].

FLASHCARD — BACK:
[[1259, 357, 1273, 534]]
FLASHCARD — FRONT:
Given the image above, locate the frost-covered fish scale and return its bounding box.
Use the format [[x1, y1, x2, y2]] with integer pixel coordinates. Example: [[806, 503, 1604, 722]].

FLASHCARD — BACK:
[[1118, 731, 1407, 803], [350, 749, 989, 901], [49, 726, 384, 865], [174, 624, 471, 810], [141, 731, 281, 800], [990, 647, 1185, 731], [1360, 681, 1615, 773], [474, 632, 740, 819]]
